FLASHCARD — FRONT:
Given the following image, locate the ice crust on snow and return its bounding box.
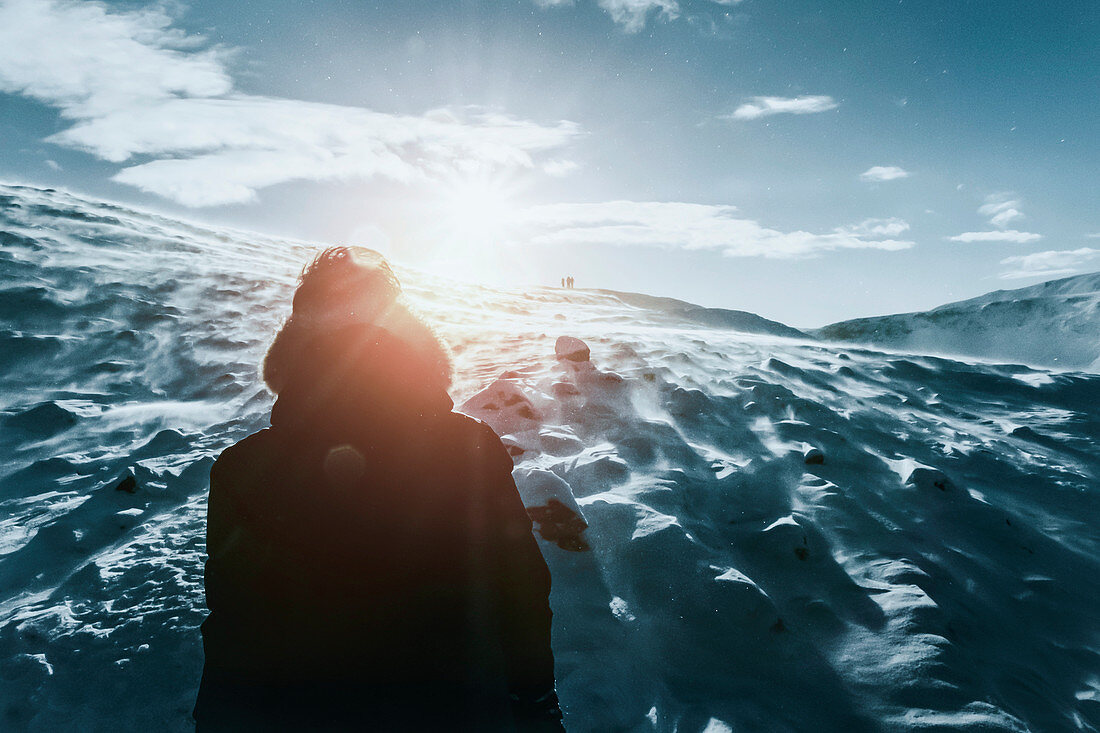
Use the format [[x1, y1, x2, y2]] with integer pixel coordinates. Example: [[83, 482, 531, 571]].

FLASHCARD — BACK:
[[1, 183, 1100, 732]]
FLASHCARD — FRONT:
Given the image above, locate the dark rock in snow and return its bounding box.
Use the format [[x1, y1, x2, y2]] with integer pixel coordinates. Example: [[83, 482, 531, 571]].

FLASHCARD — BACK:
[[527, 498, 591, 552], [551, 381, 581, 397], [1010, 425, 1041, 440], [115, 474, 138, 493], [555, 336, 590, 362], [905, 466, 955, 493], [4, 402, 78, 438]]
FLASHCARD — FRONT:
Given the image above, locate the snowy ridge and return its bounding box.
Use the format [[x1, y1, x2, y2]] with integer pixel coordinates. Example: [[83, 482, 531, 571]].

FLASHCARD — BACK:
[[2, 183, 1100, 732], [592, 290, 807, 339], [814, 273, 1100, 371]]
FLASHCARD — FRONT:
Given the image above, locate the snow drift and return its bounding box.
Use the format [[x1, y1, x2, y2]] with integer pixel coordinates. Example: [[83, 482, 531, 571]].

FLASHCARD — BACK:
[[2, 183, 1099, 732]]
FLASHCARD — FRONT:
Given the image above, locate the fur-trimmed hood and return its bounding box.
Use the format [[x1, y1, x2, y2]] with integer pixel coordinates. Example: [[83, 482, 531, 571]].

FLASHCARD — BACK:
[[268, 322, 454, 440], [263, 297, 453, 397]]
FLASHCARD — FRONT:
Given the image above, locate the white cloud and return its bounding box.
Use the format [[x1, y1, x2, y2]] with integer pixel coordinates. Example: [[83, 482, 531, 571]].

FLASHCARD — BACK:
[[859, 166, 910, 183], [0, 0, 580, 207], [54, 97, 579, 206], [597, 0, 679, 33], [978, 193, 1024, 228], [536, 0, 741, 29], [947, 230, 1043, 244], [543, 159, 580, 177], [0, 0, 231, 117], [844, 218, 911, 237], [988, 207, 1022, 227], [949, 193, 1040, 243], [730, 95, 838, 121], [510, 201, 913, 258], [999, 248, 1100, 280]]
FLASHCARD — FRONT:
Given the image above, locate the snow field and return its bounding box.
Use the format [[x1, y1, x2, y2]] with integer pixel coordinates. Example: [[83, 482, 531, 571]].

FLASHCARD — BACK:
[[2, 184, 1099, 731]]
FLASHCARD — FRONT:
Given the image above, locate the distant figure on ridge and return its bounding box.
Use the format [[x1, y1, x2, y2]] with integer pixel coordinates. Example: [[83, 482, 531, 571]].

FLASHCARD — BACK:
[[194, 247, 563, 731], [561, 277, 565, 288]]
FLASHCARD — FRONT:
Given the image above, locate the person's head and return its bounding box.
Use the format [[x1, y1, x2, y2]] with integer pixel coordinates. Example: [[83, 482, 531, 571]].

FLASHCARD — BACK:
[[263, 246, 452, 396], [290, 246, 400, 326]]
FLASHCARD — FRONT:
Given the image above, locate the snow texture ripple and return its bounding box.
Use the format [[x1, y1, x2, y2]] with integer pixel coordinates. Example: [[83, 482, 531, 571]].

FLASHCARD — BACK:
[[2, 183, 1099, 732]]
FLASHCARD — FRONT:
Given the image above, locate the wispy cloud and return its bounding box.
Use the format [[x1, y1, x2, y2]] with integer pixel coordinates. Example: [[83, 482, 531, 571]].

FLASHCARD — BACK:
[[999, 248, 1100, 280], [542, 159, 580, 177], [0, 0, 232, 116], [535, 0, 742, 31], [978, 193, 1024, 228], [59, 99, 579, 206], [947, 230, 1043, 243], [0, 0, 580, 206], [730, 96, 838, 121], [596, 0, 679, 33], [510, 201, 912, 258], [846, 218, 911, 237], [948, 192, 1041, 243], [859, 166, 910, 183]]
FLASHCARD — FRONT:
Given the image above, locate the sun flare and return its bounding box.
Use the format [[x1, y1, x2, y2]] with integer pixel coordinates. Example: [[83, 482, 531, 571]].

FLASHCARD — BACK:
[[438, 176, 518, 250]]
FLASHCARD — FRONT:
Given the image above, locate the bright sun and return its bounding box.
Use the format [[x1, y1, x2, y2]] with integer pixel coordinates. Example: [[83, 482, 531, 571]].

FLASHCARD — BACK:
[[438, 175, 517, 250]]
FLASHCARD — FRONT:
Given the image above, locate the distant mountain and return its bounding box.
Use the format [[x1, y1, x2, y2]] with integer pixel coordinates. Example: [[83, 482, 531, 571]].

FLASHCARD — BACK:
[[596, 289, 808, 339], [814, 272, 1100, 371]]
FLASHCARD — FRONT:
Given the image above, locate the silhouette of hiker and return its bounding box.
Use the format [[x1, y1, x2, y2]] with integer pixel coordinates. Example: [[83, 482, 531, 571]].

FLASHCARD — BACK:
[[194, 247, 563, 731], [560, 277, 565, 288]]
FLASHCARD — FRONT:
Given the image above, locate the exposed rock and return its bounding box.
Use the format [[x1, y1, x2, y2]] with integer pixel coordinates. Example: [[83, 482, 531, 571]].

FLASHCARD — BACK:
[[527, 498, 591, 552], [4, 402, 78, 438], [115, 474, 138, 493], [551, 381, 581, 397], [905, 466, 955, 493], [555, 336, 590, 362], [803, 446, 825, 465]]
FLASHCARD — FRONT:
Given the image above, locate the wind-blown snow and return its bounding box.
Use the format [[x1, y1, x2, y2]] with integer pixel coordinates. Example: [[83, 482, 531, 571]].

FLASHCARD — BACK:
[[815, 274, 1100, 372], [2, 183, 1099, 732]]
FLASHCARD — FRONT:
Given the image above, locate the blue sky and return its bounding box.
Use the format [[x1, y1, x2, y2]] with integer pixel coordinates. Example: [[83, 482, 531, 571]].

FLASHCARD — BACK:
[[1, 0, 1097, 326]]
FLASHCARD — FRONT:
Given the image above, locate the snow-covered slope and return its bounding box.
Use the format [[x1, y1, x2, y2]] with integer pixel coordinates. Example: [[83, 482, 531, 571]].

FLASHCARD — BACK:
[[814, 274, 1100, 371], [594, 290, 807, 339], [2, 183, 1099, 732]]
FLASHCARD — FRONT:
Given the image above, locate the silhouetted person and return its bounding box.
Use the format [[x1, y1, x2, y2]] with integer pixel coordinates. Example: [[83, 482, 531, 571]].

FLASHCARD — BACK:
[[560, 277, 565, 288], [194, 247, 563, 731]]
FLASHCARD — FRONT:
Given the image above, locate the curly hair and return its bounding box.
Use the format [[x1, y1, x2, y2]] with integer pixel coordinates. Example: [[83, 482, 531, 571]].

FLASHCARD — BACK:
[[291, 246, 400, 322], [262, 246, 452, 395]]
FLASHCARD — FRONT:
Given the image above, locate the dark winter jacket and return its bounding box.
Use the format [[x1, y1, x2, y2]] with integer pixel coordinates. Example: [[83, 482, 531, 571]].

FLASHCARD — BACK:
[[194, 325, 560, 731]]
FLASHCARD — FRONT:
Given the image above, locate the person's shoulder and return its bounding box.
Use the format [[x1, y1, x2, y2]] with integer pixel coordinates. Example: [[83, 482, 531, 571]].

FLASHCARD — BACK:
[[447, 411, 513, 467], [211, 428, 280, 485], [448, 410, 493, 434], [448, 410, 501, 443]]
